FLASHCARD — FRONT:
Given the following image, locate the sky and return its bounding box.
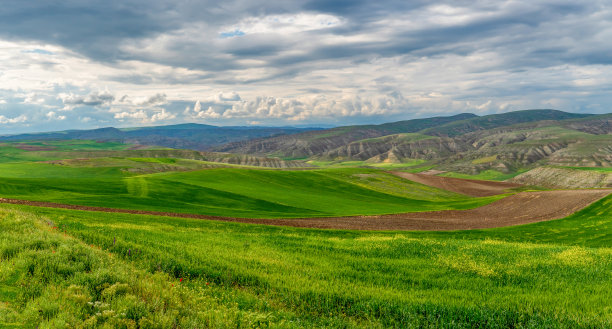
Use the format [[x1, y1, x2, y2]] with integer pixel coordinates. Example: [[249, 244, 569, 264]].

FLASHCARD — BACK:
[[0, 0, 611, 134]]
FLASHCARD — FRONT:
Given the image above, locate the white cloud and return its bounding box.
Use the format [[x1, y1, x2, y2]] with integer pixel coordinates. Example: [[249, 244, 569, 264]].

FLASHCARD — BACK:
[[220, 13, 344, 37], [114, 108, 175, 123], [151, 108, 175, 122], [46, 111, 66, 121], [114, 110, 148, 120], [0, 114, 27, 124]]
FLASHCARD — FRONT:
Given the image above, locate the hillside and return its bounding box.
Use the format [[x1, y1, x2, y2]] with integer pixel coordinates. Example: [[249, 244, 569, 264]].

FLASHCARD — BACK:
[[0, 123, 319, 150], [0, 140, 311, 169], [211, 113, 477, 158], [308, 120, 605, 172], [214, 110, 594, 160], [510, 167, 612, 188], [307, 112, 611, 175], [420, 109, 591, 137]]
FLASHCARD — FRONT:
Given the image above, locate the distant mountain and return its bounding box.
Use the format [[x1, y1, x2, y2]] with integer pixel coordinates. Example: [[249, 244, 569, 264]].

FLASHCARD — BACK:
[[0, 124, 321, 150], [212, 110, 592, 158], [315, 112, 612, 172], [211, 113, 477, 158]]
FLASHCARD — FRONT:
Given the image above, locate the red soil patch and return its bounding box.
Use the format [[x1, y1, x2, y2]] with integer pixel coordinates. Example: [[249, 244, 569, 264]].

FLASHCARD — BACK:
[[0, 190, 609, 231], [13, 144, 57, 151], [389, 171, 523, 197]]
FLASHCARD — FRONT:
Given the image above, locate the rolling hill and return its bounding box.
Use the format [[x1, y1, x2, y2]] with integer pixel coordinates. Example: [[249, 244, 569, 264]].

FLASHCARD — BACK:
[[211, 113, 478, 158], [0, 123, 320, 150], [212, 110, 610, 177], [213, 110, 591, 158]]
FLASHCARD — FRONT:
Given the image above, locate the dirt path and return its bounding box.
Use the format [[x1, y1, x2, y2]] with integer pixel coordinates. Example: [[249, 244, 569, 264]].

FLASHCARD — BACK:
[[0, 189, 609, 231], [389, 171, 523, 196]]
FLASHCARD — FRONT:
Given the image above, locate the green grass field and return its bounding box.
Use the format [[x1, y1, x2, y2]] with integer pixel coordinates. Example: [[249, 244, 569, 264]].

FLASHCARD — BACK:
[[0, 140, 610, 328], [552, 166, 612, 173], [439, 169, 529, 181], [0, 160, 501, 218], [1, 195, 611, 328]]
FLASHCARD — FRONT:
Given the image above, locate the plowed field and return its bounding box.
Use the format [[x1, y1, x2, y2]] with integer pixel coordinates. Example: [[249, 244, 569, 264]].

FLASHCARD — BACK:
[[1, 189, 609, 231], [389, 171, 523, 196]]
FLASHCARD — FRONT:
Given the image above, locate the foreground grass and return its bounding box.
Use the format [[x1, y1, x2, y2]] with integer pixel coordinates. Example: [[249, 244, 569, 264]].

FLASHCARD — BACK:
[[0, 207, 352, 328], [2, 195, 611, 328]]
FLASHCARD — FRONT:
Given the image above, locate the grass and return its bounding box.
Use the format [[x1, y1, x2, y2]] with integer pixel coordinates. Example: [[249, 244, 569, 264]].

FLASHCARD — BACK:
[[0, 161, 500, 218], [551, 166, 612, 173], [1, 139, 610, 327], [0, 206, 335, 328], [1, 195, 610, 328], [440, 169, 528, 181]]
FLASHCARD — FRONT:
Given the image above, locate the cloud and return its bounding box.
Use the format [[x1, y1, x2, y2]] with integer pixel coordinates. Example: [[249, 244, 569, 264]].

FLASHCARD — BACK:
[[114, 110, 148, 121], [59, 92, 115, 110], [0, 114, 27, 124], [219, 13, 343, 37], [46, 111, 67, 121], [133, 93, 168, 106], [150, 108, 175, 121], [0, 1, 610, 133], [114, 108, 176, 123]]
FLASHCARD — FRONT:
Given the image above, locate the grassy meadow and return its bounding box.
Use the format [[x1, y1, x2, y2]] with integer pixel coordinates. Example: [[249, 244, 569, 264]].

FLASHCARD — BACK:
[[0, 159, 502, 218], [1, 195, 611, 328], [0, 140, 610, 328]]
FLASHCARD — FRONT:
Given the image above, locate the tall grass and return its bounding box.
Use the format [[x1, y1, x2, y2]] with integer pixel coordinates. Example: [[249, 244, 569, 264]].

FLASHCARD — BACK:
[[2, 198, 610, 328]]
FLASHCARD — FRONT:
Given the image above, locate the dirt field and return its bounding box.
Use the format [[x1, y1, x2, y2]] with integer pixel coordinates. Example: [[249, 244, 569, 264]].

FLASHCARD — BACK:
[[389, 171, 523, 196], [1, 189, 609, 231], [13, 144, 57, 151]]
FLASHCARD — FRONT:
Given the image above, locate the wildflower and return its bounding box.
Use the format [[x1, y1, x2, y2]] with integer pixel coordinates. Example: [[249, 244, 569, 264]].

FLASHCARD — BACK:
[[180, 278, 183, 282]]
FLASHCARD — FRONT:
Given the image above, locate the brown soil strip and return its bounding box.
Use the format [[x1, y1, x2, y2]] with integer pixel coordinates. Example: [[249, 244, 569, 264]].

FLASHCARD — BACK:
[[0, 189, 609, 231], [389, 171, 523, 197], [13, 144, 57, 151]]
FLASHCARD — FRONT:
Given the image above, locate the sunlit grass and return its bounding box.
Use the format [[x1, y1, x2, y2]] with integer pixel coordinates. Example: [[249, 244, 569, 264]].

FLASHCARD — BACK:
[[1, 197, 610, 328]]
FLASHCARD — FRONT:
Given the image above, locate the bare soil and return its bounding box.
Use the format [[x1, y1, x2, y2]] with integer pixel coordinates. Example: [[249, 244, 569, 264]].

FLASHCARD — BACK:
[[0, 189, 609, 231], [13, 144, 57, 151], [389, 171, 523, 197]]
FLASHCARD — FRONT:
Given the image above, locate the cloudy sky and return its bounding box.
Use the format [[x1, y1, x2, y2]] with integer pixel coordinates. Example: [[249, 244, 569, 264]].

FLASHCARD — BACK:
[[0, 0, 610, 133]]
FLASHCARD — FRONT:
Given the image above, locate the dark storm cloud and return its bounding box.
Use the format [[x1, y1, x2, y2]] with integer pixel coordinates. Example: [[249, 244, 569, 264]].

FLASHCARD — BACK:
[[1, 0, 611, 133], [0, 0, 608, 73], [0, 1, 172, 61]]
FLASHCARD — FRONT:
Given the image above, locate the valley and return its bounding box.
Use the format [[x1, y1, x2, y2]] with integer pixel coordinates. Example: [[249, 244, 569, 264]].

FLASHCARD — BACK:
[[0, 110, 610, 328]]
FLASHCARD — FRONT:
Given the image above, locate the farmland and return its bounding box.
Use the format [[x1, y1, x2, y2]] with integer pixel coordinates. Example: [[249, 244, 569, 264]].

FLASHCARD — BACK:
[[0, 151, 503, 218], [1, 195, 611, 328], [0, 140, 610, 328]]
